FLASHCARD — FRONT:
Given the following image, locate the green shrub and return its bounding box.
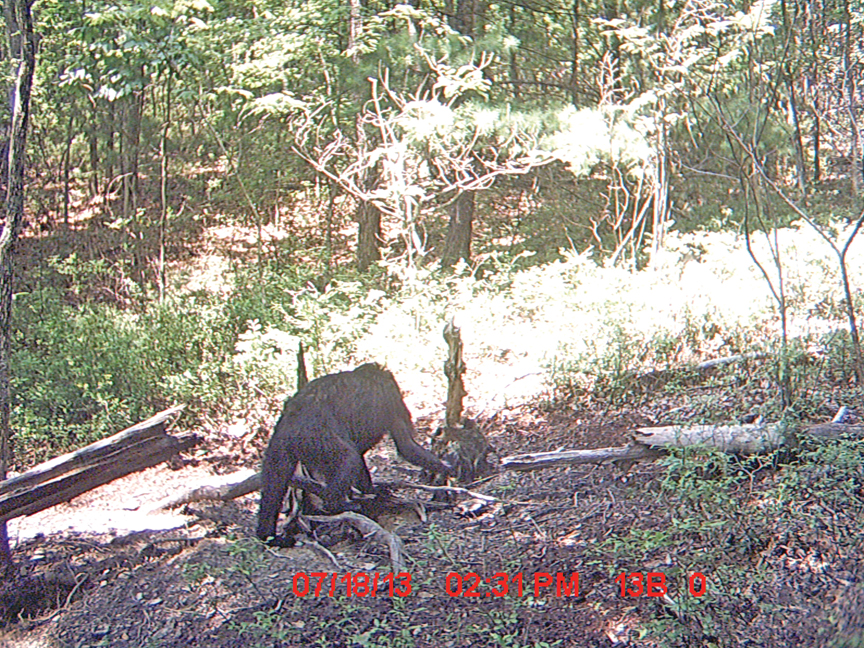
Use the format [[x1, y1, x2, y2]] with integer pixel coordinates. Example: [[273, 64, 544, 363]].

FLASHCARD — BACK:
[[8, 259, 381, 464]]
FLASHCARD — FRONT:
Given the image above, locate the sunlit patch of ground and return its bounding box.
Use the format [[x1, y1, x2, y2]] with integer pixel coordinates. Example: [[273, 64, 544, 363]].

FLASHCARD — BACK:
[[7, 466, 256, 549]]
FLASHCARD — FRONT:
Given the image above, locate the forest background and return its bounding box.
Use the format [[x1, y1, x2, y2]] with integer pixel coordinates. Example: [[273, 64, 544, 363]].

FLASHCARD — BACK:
[[3, 0, 864, 644], [2, 0, 863, 473]]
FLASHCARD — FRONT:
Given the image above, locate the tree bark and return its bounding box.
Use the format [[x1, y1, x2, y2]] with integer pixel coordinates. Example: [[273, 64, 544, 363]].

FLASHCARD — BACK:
[[509, 5, 519, 99], [780, 0, 807, 199], [0, 407, 196, 523], [444, 1, 482, 267], [88, 104, 100, 198], [308, 512, 406, 573], [121, 88, 143, 218], [348, 0, 384, 273], [787, 78, 807, 194], [296, 341, 308, 390], [569, 0, 579, 104], [443, 319, 466, 427], [602, 0, 622, 91], [843, 0, 861, 195], [356, 199, 382, 272], [501, 444, 663, 471], [349, 0, 361, 55], [62, 109, 74, 227], [812, 86, 821, 183], [651, 97, 669, 262], [324, 179, 335, 269], [441, 191, 474, 267], [0, 0, 36, 571], [152, 470, 260, 511], [159, 72, 172, 300], [451, 0, 474, 35], [809, 15, 821, 183], [501, 420, 864, 472], [105, 101, 116, 191]]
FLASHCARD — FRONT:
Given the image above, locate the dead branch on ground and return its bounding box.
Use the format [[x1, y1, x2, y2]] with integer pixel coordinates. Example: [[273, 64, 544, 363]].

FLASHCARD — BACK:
[[308, 511, 406, 573]]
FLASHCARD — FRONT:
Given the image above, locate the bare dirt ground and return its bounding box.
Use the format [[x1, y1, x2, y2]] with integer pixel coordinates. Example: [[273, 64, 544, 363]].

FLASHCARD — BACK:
[[3, 388, 864, 648], [0, 399, 654, 648]]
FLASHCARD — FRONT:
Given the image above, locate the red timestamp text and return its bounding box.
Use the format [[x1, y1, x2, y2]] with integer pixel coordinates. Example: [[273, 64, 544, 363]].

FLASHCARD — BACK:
[[614, 571, 708, 598], [291, 572, 412, 598], [444, 572, 580, 598]]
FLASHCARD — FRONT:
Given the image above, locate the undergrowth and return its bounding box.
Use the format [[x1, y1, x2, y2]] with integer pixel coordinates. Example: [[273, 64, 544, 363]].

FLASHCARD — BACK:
[[589, 441, 864, 646], [9, 222, 864, 466]]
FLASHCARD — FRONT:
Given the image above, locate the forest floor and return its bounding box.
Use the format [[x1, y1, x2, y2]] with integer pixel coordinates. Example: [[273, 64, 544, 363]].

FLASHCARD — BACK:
[[0, 394, 662, 648], [2, 384, 863, 648], [2, 213, 864, 647]]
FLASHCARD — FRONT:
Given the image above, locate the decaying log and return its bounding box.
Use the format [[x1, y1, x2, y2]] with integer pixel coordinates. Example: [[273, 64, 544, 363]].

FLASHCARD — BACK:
[[804, 423, 864, 440], [153, 414, 864, 508], [430, 419, 497, 482], [635, 421, 864, 452], [152, 470, 260, 511], [633, 422, 786, 454], [500, 444, 664, 471], [0, 406, 195, 522], [154, 471, 500, 513], [437, 320, 497, 481], [692, 352, 771, 371], [501, 417, 864, 472], [385, 479, 498, 502]]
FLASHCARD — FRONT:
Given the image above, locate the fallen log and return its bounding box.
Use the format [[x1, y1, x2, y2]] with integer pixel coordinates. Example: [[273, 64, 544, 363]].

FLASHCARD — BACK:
[[307, 512, 406, 573], [151, 470, 260, 511], [634, 422, 786, 454], [634, 421, 864, 453], [500, 443, 664, 471], [152, 472, 499, 513], [804, 422, 864, 440], [500, 418, 864, 471], [0, 406, 196, 522]]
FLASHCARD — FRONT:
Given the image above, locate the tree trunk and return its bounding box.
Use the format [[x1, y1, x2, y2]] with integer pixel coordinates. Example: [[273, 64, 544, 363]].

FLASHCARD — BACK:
[[451, 0, 474, 34], [325, 179, 335, 269], [443, 320, 466, 427], [62, 109, 74, 228], [349, 0, 383, 273], [88, 104, 100, 198], [787, 78, 807, 194], [809, 15, 822, 184], [349, 0, 361, 54], [570, 0, 579, 104], [812, 90, 821, 183], [0, 0, 36, 572], [602, 0, 622, 92], [509, 5, 519, 99], [159, 73, 172, 300], [441, 191, 474, 267], [651, 98, 669, 263], [105, 101, 116, 191], [356, 199, 382, 272], [779, 0, 806, 196], [121, 89, 143, 219], [843, 0, 861, 195]]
